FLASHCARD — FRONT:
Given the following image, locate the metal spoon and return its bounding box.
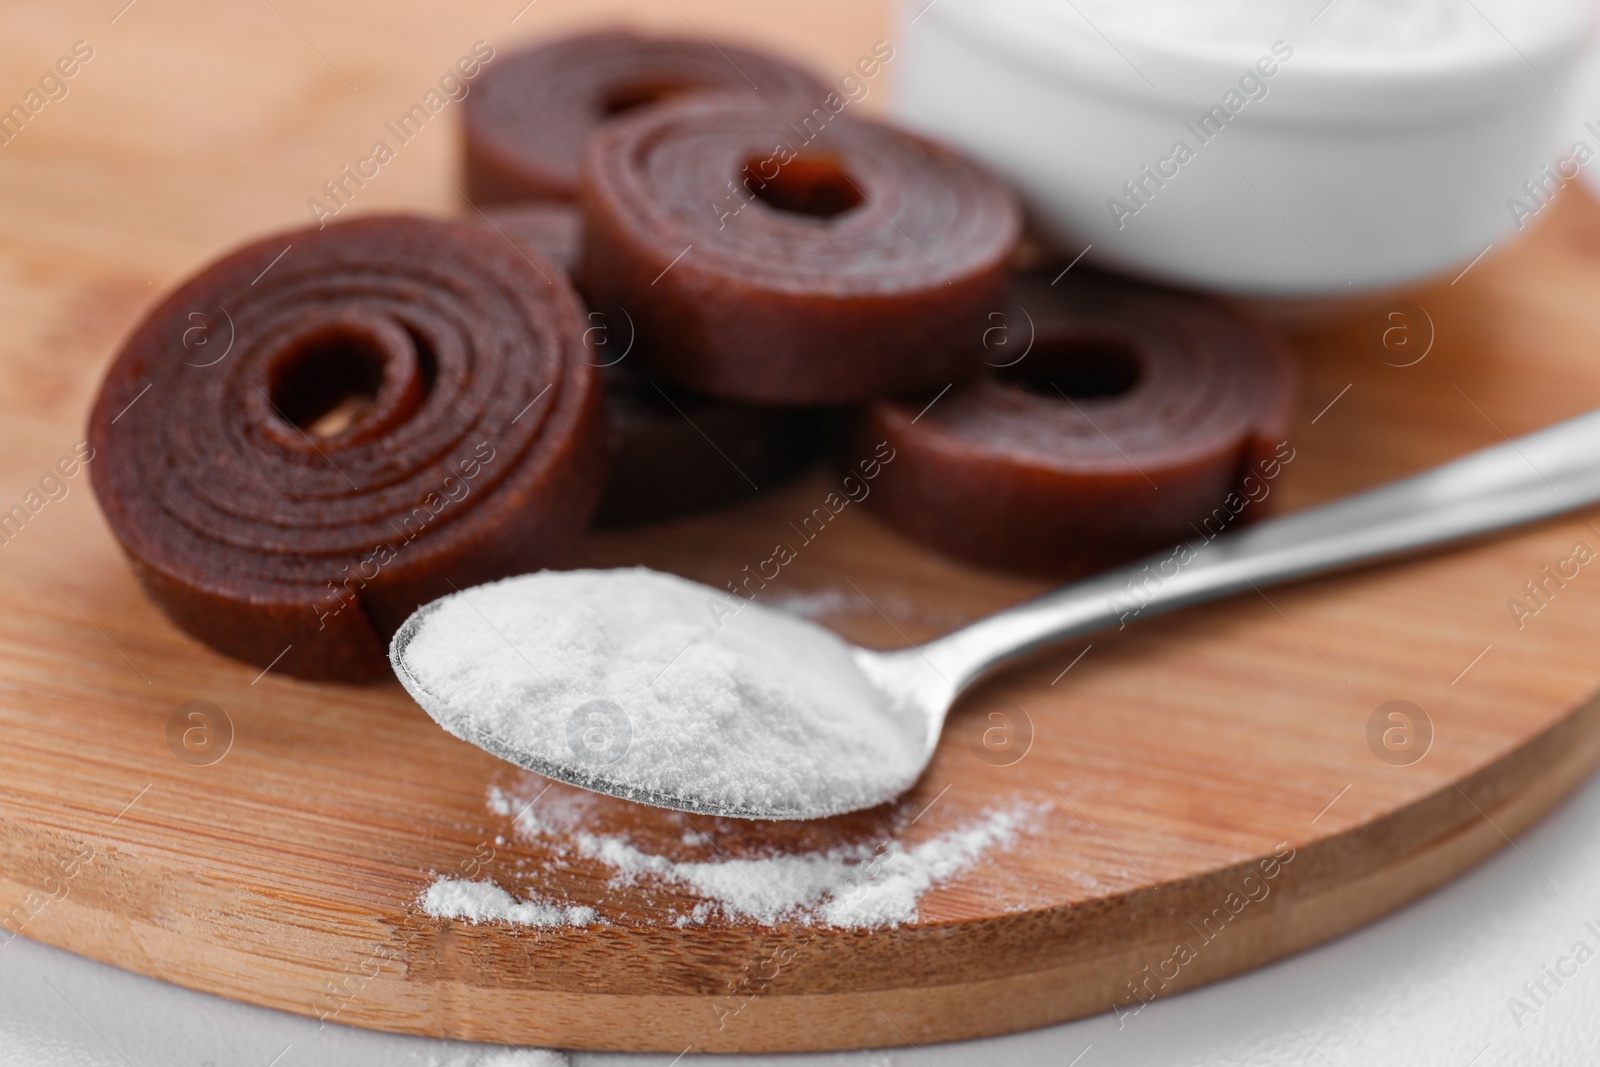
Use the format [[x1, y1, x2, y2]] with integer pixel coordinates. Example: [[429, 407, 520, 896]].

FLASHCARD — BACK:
[[393, 408, 1600, 820], [858, 407, 1600, 784]]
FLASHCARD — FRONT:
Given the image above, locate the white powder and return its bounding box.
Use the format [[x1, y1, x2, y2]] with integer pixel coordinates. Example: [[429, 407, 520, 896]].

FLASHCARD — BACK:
[[1031, 0, 1588, 61], [765, 587, 856, 620], [487, 783, 551, 837], [393, 568, 926, 819], [422, 878, 597, 927], [575, 806, 1027, 927], [446, 782, 1042, 929], [766, 586, 970, 630]]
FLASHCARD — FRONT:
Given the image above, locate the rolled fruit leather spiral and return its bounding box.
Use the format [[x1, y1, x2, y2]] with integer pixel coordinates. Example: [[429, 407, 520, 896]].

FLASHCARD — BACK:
[[857, 270, 1298, 574], [87, 215, 607, 682], [482, 203, 823, 527], [462, 30, 827, 204], [579, 95, 1022, 404]]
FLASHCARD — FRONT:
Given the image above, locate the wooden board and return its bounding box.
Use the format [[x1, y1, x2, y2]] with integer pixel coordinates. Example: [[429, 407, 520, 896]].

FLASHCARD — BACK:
[[6, 0, 1600, 1053]]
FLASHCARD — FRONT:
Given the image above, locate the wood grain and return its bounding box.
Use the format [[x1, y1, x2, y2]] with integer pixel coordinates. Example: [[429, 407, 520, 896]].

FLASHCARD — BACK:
[[5, 0, 1600, 1053]]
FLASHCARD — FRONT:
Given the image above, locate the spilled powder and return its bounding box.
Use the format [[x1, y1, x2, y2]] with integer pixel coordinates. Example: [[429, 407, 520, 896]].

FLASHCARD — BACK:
[[425, 782, 1043, 930], [765, 585, 972, 630], [422, 878, 596, 928], [764, 586, 857, 620], [571, 807, 1026, 926], [393, 568, 925, 818]]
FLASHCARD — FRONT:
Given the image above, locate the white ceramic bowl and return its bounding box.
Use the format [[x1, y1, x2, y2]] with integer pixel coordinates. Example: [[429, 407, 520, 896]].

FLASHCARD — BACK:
[[1572, 30, 1600, 204], [895, 0, 1596, 296]]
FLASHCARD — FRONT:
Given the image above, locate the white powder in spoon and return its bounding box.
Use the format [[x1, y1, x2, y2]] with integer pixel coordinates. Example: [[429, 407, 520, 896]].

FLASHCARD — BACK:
[[393, 568, 926, 819]]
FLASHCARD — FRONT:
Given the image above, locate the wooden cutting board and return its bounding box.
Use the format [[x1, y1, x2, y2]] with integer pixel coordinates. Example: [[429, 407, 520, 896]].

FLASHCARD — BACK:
[[7, 0, 1600, 1053]]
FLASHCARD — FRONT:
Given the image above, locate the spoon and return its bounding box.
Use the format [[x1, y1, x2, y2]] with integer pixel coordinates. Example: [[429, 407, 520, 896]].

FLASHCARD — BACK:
[[393, 407, 1600, 820]]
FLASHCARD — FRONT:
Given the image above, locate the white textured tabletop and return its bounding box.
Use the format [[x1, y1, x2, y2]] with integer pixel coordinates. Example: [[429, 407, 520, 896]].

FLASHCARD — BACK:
[[5, 766, 1599, 1067]]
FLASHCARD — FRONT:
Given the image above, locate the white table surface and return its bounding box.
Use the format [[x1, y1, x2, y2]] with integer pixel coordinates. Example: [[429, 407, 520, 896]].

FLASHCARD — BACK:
[[4, 764, 1599, 1067]]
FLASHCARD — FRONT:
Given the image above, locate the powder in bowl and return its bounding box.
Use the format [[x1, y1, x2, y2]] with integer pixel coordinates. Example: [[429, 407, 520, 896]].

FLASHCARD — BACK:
[[390, 568, 927, 819], [1025, 0, 1591, 63]]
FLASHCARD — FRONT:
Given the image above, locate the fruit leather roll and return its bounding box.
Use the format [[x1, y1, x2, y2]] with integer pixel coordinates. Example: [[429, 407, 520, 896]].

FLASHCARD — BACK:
[[88, 216, 607, 681]]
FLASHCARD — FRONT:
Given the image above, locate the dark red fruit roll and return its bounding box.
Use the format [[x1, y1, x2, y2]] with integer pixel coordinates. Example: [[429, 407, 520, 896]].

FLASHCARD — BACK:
[[594, 368, 822, 526], [463, 30, 826, 204], [478, 203, 822, 525], [481, 203, 583, 279], [87, 215, 608, 682], [856, 270, 1297, 574], [579, 95, 1022, 404]]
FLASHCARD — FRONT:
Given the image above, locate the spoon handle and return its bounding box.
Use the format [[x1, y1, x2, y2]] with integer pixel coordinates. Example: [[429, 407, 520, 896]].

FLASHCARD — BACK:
[[925, 407, 1600, 694]]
